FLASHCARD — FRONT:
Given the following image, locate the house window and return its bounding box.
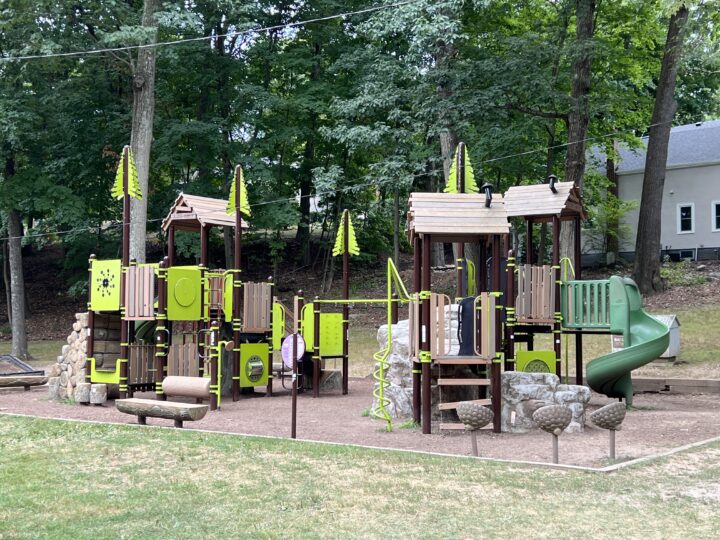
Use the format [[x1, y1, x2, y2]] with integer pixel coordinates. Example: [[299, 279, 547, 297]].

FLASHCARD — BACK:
[[713, 201, 720, 232], [677, 203, 694, 234]]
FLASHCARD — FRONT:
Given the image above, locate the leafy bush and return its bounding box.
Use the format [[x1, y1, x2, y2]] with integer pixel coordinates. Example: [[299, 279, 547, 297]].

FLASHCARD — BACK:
[[660, 259, 706, 287]]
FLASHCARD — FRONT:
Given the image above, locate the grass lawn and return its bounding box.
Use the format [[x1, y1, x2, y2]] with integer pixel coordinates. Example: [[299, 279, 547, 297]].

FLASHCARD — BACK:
[[1, 416, 719, 539], [0, 339, 64, 367]]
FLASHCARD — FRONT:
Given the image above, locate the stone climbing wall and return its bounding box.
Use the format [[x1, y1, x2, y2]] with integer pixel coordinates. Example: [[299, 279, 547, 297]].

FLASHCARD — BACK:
[[47, 313, 89, 401]]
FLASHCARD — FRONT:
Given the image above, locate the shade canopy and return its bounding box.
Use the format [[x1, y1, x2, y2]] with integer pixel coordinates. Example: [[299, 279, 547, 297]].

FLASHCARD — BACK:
[[161, 193, 248, 232], [407, 192, 510, 243], [503, 181, 585, 221]]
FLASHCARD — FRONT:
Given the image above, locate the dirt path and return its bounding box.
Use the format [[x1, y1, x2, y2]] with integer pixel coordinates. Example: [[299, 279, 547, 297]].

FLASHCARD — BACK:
[[2, 378, 719, 468]]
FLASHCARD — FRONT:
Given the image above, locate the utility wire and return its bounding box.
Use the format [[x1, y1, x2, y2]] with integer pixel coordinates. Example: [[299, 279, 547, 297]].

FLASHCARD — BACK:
[[0, 0, 423, 63], [0, 114, 710, 242]]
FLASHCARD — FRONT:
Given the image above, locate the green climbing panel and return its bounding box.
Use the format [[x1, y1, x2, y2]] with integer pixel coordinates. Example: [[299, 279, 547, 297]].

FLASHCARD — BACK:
[[301, 304, 344, 357], [223, 272, 234, 322], [272, 302, 285, 351], [167, 266, 202, 321], [89, 259, 122, 312], [239, 343, 269, 388], [89, 357, 121, 384], [516, 350, 555, 373]]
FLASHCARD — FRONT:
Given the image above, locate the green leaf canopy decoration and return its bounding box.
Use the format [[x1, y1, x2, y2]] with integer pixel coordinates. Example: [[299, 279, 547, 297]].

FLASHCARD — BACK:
[[333, 212, 360, 256], [111, 146, 143, 200], [444, 142, 478, 194], [226, 165, 251, 217]]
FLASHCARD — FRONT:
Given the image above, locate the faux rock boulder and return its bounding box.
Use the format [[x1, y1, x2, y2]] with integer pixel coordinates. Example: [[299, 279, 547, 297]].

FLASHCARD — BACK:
[[497, 371, 590, 433]]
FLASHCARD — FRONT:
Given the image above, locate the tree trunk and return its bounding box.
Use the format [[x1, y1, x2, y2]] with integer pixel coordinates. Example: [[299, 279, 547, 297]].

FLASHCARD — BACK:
[[129, 0, 160, 264], [393, 188, 400, 270], [561, 0, 596, 265], [2, 238, 11, 324], [634, 6, 689, 294], [7, 209, 28, 360], [606, 141, 619, 264]]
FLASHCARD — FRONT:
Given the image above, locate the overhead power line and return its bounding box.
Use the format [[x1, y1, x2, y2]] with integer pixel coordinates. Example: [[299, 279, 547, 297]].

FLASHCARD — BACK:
[[0, 0, 423, 63]]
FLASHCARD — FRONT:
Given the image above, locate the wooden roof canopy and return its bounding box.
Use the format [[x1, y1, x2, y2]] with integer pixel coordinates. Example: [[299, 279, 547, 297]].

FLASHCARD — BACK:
[[503, 180, 586, 221], [161, 193, 248, 232], [407, 192, 510, 243]]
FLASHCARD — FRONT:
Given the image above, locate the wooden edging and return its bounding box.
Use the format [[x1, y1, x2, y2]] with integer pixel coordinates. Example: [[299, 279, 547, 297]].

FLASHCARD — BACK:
[[2, 412, 720, 474]]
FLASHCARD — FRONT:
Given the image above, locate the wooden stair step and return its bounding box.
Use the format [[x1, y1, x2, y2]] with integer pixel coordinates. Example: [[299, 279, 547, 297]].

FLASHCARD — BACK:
[[437, 378, 490, 386], [438, 398, 491, 411], [434, 356, 491, 365]]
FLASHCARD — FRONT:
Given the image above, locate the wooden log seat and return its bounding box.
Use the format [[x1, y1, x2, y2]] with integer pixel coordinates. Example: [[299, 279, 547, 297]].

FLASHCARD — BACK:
[[116, 398, 208, 428], [161, 375, 211, 399], [0, 375, 48, 390]]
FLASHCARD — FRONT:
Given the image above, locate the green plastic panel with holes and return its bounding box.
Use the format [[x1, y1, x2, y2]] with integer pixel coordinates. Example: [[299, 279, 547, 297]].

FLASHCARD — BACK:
[[240, 343, 269, 387], [90, 259, 122, 312], [516, 350, 556, 373], [167, 266, 202, 321], [301, 304, 344, 357]]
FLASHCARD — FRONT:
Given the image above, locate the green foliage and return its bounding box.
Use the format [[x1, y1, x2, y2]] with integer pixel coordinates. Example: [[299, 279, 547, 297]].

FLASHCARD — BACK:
[[660, 259, 707, 287]]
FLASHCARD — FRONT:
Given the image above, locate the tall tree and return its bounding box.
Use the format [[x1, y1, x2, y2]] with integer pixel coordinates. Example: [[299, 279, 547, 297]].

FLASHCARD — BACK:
[[634, 4, 690, 294], [129, 0, 160, 263]]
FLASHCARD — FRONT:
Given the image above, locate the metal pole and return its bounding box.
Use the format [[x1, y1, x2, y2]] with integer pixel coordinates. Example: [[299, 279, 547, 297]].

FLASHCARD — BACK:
[[526, 219, 533, 265], [505, 249, 515, 371], [421, 234, 432, 434], [470, 430, 478, 457], [342, 209, 350, 395], [574, 216, 583, 385], [552, 216, 562, 377], [119, 146, 130, 399], [552, 433, 559, 464], [313, 297, 321, 398], [232, 166, 242, 401], [456, 144, 465, 298], [86, 255, 96, 387], [209, 320, 219, 411], [167, 225, 175, 267], [154, 258, 168, 400], [491, 235, 501, 433], [198, 224, 209, 379], [412, 235, 421, 425], [291, 332, 298, 439], [609, 429, 616, 460]]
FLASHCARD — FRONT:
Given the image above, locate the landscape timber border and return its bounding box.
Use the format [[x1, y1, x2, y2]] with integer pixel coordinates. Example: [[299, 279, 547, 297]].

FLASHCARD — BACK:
[[2, 411, 719, 474]]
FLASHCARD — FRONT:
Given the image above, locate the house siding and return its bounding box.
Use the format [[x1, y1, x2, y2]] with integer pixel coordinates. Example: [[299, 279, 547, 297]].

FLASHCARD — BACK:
[[616, 163, 720, 259]]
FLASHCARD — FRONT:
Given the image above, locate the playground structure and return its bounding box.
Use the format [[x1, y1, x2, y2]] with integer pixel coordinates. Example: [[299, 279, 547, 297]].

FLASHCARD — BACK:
[[372, 142, 670, 435], [80, 142, 669, 437], [84, 147, 356, 416]]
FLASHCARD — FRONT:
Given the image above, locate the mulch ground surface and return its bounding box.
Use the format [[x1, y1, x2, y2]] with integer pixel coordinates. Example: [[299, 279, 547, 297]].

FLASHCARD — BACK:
[[2, 377, 719, 468]]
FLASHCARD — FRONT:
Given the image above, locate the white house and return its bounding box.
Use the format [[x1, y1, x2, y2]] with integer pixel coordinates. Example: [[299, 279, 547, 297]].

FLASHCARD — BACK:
[[595, 120, 720, 262]]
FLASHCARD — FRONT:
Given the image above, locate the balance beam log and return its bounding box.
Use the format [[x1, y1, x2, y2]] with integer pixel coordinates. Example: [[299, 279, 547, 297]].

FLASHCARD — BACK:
[[161, 376, 211, 399], [0, 375, 48, 390], [116, 398, 208, 428]]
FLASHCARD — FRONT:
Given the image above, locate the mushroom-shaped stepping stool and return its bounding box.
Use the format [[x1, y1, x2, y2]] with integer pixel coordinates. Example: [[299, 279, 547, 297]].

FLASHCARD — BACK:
[[457, 401, 494, 457], [590, 402, 627, 460], [533, 405, 572, 464]]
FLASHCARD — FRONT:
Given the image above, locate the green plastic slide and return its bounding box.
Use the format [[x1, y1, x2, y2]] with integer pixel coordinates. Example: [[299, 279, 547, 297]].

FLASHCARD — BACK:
[[586, 276, 670, 406]]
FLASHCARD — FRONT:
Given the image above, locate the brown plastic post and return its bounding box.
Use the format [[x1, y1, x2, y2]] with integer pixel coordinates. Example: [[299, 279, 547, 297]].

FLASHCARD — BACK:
[[209, 320, 218, 411], [505, 249, 515, 371], [412, 236, 421, 425], [526, 218, 533, 265], [232, 167, 243, 401], [198, 224, 210, 378], [167, 225, 175, 267], [574, 216, 583, 384], [86, 255, 96, 386], [552, 215, 562, 377], [491, 235, 502, 433], [119, 146, 130, 399], [391, 293, 399, 325], [313, 298, 321, 398], [267, 278, 274, 397], [456, 144, 465, 298], [154, 258, 168, 400], [291, 331, 298, 439], [421, 234, 432, 435], [342, 209, 350, 395]]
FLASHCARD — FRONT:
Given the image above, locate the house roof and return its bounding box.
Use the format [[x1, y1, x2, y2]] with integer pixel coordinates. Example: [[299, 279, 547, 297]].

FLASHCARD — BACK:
[[611, 120, 720, 174], [407, 192, 510, 242], [503, 181, 585, 220], [161, 193, 248, 232]]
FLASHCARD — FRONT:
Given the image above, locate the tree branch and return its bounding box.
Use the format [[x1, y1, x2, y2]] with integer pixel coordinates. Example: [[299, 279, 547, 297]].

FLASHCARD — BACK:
[[503, 103, 568, 121]]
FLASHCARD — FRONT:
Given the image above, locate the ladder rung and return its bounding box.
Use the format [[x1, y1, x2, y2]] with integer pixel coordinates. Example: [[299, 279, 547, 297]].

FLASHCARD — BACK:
[[437, 379, 490, 386], [438, 399, 491, 410]]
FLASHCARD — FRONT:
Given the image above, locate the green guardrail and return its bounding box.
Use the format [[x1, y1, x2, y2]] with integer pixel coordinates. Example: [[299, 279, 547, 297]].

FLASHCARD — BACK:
[[560, 279, 611, 329]]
